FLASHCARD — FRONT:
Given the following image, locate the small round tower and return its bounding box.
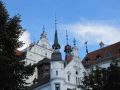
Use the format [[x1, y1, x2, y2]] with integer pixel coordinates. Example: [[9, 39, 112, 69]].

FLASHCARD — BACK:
[[50, 19, 64, 90], [64, 30, 72, 63], [64, 44, 72, 63]]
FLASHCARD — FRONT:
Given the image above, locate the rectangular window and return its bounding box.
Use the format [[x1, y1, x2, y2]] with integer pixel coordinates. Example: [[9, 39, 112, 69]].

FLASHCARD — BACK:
[[55, 83, 60, 90]]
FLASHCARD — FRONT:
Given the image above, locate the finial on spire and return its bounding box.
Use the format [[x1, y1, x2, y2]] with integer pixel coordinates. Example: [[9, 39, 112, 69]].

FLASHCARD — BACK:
[[85, 41, 88, 54], [73, 37, 76, 46], [66, 30, 68, 45], [55, 13, 57, 31], [99, 41, 104, 48], [40, 25, 47, 39]]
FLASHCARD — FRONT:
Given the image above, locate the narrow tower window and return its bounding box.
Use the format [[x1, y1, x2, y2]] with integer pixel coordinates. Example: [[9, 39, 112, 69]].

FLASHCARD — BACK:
[[68, 75, 70, 81], [56, 71, 58, 76], [76, 77, 77, 83]]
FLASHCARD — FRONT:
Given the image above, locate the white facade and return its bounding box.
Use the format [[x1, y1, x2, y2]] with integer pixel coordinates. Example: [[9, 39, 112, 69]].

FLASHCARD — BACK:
[[33, 45, 86, 90], [24, 30, 53, 85], [24, 30, 53, 65]]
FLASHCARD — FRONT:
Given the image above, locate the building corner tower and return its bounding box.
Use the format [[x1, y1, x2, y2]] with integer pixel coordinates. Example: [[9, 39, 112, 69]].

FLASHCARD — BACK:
[[50, 19, 64, 90]]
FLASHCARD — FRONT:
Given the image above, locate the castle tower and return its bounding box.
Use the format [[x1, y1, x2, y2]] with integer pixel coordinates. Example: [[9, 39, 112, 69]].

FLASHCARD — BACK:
[[51, 29, 62, 61], [50, 19, 64, 90]]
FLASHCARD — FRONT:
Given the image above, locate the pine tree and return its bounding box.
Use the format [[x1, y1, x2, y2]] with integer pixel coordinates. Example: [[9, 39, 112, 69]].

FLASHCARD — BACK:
[[0, 1, 35, 90]]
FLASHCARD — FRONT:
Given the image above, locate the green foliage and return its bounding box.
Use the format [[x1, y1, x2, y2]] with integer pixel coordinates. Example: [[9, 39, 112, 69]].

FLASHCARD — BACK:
[[81, 58, 120, 90], [0, 1, 35, 90]]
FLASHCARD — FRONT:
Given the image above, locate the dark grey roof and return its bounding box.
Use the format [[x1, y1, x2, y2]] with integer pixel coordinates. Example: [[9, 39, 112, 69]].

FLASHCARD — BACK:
[[52, 30, 60, 49], [51, 51, 62, 61], [37, 58, 50, 65]]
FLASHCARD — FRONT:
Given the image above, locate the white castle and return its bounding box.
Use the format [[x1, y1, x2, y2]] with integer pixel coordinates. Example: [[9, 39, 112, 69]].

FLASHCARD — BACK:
[[24, 24, 86, 90]]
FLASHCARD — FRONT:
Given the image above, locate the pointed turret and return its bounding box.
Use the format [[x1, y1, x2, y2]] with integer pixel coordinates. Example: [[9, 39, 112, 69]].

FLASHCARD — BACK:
[[40, 25, 47, 39], [52, 30, 60, 49], [51, 18, 62, 61]]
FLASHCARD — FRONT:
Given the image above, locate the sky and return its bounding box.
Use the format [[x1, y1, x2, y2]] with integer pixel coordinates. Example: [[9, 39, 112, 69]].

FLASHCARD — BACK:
[[3, 0, 120, 59]]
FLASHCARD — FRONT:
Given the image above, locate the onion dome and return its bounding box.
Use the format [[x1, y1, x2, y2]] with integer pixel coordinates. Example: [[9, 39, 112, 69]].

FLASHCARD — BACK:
[[64, 44, 72, 52], [64, 44, 72, 63]]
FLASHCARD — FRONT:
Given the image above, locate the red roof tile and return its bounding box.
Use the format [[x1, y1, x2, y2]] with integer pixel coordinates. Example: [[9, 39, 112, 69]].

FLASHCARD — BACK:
[[82, 42, 120, 65]]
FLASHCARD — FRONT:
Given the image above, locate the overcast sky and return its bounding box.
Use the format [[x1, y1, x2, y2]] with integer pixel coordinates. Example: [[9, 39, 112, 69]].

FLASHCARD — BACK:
[[3, 0, 120, 59]]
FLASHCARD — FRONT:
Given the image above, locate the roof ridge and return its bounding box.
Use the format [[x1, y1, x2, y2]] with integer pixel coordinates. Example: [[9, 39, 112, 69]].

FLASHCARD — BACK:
[[88, 41, 120, 54]]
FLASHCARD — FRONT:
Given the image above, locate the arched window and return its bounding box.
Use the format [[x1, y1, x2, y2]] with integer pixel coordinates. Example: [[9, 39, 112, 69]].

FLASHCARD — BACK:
[[67, 71, 71, 81], [76, 71, 78, 75]]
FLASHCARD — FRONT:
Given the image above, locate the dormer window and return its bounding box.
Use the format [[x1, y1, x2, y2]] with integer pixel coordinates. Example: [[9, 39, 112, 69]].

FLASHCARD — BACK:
[[105, 51, 112, 57], [95, 54, 101, 61], [85, 57, 90, 64]]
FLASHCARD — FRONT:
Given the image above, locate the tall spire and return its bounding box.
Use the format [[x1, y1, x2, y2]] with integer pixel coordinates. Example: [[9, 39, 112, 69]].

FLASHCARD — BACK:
[[73, 37, 76, 46], [52, 16, 60, 50], [51, 16, 62, 61]]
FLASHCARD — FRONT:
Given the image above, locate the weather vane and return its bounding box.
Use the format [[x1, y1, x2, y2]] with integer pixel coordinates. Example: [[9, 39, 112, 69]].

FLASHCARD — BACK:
[[66, 30, 68, 45], [55, 13, 57, 30]]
